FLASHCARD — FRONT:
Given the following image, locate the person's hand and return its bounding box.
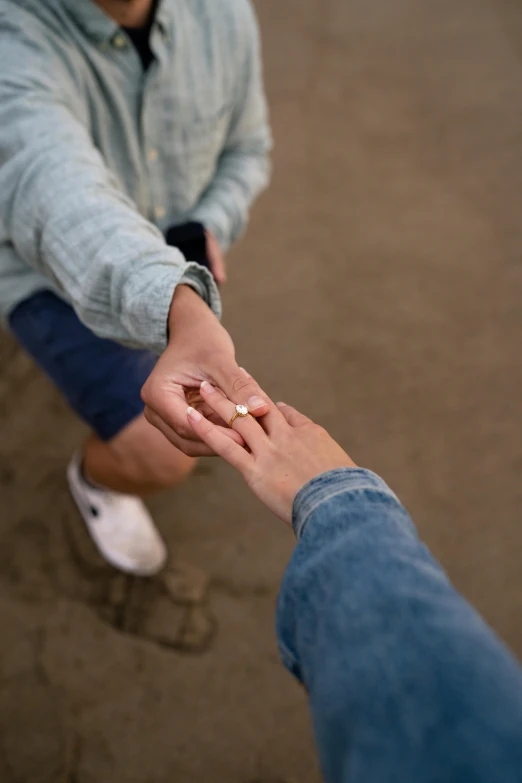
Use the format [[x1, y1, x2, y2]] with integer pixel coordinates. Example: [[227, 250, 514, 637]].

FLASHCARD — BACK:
[[206, 230, 227, 285], [141, 285, 268, 456], [184, 380, 356, 525]]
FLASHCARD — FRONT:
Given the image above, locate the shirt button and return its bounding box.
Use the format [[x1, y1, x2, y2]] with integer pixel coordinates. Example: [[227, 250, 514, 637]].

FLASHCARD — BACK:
[[155, 206, 166, 219], [148, 148, 158, 162], [111, 33, 127, 49]]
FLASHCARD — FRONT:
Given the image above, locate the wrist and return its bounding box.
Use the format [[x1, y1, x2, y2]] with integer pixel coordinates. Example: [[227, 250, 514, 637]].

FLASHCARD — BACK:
[[167, 284, 201, 336], [167, 283, 220, 346]]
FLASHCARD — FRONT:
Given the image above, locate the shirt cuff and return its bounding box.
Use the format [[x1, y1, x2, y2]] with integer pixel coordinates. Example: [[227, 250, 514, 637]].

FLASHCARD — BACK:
[[180, 262, 222, 318], [121, 257, 221, 356], [291, 468, 401, 539]]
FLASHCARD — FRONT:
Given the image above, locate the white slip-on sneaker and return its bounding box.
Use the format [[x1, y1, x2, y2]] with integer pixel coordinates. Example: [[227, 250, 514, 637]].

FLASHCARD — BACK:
[[66, 452, 167, 577]]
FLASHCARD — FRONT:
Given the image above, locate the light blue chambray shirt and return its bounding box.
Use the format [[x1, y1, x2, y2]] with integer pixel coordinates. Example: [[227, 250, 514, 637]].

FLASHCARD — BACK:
[[0, 0, 271, 353]]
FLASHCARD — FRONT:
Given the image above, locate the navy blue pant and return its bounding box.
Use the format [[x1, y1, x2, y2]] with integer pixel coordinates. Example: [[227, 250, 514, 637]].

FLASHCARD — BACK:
[[9, 291, 156, 441]]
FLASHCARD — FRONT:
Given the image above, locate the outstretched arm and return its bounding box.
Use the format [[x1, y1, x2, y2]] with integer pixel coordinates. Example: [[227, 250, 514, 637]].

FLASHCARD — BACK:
[[0, 25, 217, 354], [183, 383, 522, 783]]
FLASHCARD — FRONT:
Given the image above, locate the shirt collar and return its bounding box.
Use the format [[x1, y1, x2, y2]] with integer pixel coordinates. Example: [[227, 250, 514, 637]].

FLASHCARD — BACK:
[[154, 2, 172, 41], [58, 0, 118, 43], [56, 0, 173, 44]]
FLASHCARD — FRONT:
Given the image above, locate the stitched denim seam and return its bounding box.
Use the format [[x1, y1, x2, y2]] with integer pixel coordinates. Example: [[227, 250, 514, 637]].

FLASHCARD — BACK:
[[292, 469, 399, 538], [295, 488, 397, 538]]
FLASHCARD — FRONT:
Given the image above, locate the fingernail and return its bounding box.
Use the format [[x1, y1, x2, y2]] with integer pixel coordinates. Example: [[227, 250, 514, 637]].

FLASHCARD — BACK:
[[248, 395, 267, 411], [187, 406, 203, 421], [200, 380, 215, 393], [276, 401, 288, 407], [240, 367, 251, 378]]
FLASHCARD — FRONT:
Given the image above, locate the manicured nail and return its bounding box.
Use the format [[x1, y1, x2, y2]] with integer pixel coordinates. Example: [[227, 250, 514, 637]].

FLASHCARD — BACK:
[[240, 367, 251, 378], [248, 395, 267, 411], [187, 406, 202, 421], [200, 380, 215, 393]]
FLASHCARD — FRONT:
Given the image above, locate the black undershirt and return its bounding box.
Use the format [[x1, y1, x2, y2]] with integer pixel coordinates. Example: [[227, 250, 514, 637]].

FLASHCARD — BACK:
[[122, 0, 158, 71], [165, 222, 212, 275]]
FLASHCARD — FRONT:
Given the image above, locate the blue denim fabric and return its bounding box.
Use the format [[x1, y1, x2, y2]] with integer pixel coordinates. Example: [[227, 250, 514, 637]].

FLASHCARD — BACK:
[[276, 468, 522, 783], [9, 291, 156, 441]]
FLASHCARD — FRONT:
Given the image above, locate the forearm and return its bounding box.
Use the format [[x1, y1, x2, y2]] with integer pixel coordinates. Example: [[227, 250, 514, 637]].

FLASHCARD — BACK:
[[36, 189, 217, 353], [5, 134, 219, 352], [277, 469, 522, 783]]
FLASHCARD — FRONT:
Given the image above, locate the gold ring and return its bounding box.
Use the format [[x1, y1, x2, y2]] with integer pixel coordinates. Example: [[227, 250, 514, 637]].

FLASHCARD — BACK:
[[229, 404, 249, 427]]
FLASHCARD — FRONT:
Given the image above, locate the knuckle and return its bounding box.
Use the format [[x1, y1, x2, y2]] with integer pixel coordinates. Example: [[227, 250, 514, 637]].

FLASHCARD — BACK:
[[175, 437, 199, 457], [196, 421, 213, 440], [221, 439, 237, 458], [177, 423, 193, 440], [264, 439, 278, 457], [231, 375, 251, 394], [141, 378, 165, 411], [200, 421, 214, 438], [143, 405, 156, 426], [140, 379, 152, 406]]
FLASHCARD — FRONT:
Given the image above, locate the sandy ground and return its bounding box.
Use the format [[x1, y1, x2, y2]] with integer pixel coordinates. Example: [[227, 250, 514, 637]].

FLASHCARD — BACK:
[[2, 0, 522, 780]]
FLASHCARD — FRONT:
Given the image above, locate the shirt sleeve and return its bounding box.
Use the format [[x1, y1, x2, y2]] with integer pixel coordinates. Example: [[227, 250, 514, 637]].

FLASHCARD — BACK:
[[276, 468, 522, 783], [188, 2, 272, 250], [0, 28, 220, 354]]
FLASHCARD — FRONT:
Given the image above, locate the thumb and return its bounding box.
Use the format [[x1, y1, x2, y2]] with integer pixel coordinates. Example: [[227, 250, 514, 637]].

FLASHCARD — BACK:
[[209, 250, 227, 285], [213, 364, 270, 418], [206, 231, 227, 285]]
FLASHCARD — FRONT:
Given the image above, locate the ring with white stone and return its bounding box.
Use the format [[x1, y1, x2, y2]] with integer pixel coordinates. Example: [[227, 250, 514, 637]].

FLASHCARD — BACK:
[[228, 404, 249, 428]]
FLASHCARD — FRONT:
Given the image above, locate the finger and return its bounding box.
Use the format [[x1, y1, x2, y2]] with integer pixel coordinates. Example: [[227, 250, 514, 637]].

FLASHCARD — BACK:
[[142, 378, 204, 444], [213, 364, 278, 425], [200, 381, 268, 451], [144, 405, 213, 456], [210, 252, 227, 285], [234, 368, 290, 436], [144, 405, 244, 457], [276, 401, 311, 428], [187, 406, 252, 473], [142, 377, 246, 446], [206, 233, 227, 284], [185, 397, 234, 428]]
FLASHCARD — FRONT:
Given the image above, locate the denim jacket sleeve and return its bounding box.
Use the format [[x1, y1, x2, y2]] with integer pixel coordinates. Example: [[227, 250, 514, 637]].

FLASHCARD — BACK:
[[276, 468, 522, 783]]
